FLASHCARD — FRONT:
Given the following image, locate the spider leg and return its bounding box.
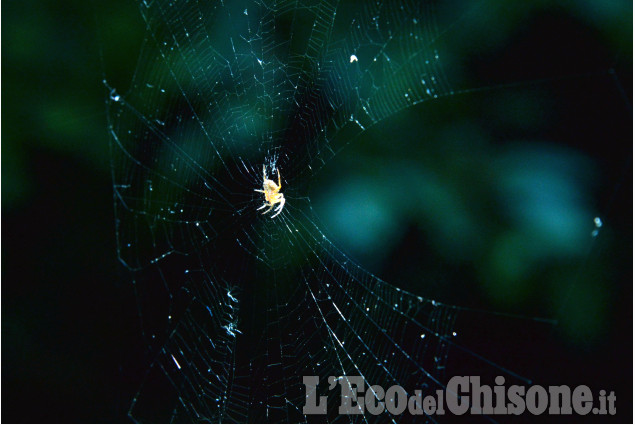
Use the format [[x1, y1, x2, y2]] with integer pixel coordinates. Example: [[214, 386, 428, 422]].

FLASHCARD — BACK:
[[261, 204, 274, 214], [256, 203, 268, 211], [271, 197, 285, 218], [254, 189, 264, 193]]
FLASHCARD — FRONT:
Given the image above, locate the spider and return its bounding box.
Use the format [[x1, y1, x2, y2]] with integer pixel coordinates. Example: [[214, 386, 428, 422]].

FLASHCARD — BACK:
[[255, 165, 285, 218]]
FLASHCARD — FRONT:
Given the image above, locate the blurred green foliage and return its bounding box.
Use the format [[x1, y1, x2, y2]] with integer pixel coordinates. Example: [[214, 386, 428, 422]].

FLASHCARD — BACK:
[[3, 0, 144, 208], [308, 0, 631, 345]]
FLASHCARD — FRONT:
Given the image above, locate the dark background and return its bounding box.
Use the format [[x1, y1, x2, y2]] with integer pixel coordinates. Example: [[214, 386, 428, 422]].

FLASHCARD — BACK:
[[2, 0, 632, 422]]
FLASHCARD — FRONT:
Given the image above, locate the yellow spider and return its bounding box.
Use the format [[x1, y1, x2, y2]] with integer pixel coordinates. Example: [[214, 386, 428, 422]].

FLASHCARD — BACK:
[[255, 165, 285, 218]]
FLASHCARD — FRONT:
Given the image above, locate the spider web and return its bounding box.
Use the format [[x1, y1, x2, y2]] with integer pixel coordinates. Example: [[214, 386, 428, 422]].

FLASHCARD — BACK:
[[105, 0, 610, 422]]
